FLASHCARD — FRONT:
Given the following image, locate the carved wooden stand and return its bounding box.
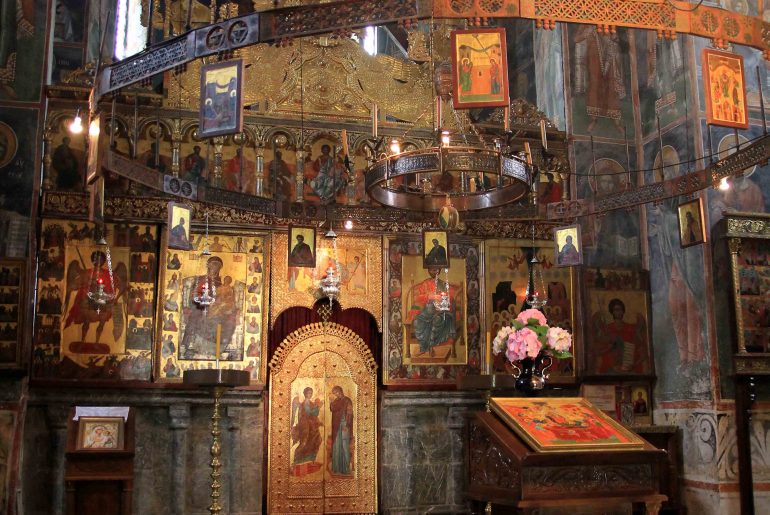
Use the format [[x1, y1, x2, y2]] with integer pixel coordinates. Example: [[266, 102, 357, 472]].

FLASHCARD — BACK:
[[184, 369, 250, 515]]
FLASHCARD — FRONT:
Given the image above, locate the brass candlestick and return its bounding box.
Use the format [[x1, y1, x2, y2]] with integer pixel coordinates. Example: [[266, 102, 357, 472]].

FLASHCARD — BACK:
[[209, 386, 226, 515], [184, 368, 250, 515]]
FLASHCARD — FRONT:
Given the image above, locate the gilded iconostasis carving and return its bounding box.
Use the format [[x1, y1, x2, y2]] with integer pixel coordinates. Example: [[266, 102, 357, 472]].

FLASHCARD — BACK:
[[32, 217, 272, 383], [270, 232, 383, 330]]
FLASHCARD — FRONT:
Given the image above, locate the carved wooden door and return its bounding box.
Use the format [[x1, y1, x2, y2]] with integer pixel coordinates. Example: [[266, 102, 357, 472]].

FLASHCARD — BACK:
[[267, 322, 377, 514]]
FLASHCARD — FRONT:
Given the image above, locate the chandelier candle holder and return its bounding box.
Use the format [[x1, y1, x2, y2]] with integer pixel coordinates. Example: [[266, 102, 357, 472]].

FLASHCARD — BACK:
[[365, 131, 532, 212], [491, 309, 572, 395], [432, 268, 451, 313], [318, 226, 342, 305], [194, 278, 217, 308], [194, 212, 217, 308], [183, 315, 249, 515], [87, 246, 116, 314]]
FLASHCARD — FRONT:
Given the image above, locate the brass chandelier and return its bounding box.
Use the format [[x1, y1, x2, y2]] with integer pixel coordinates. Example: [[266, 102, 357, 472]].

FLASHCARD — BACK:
[[364, 131, 532, 212]]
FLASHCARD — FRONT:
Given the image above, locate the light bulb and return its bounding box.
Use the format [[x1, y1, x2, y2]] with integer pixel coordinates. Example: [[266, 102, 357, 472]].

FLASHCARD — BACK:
[[441, 131, 450, 146], [344, 219, 353, 230], [69, 115, 83, 134], [390, 139, 401, 154], [88, 119, 100, 137], [719, 177, 730, 191]]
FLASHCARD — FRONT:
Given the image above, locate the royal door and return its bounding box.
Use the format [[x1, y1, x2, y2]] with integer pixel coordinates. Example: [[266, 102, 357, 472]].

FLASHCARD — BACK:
[[267, 322, 377, 514]]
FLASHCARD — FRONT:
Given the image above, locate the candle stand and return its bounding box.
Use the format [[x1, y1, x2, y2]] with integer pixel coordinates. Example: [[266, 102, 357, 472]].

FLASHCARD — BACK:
[[184, 368, 250, 515]]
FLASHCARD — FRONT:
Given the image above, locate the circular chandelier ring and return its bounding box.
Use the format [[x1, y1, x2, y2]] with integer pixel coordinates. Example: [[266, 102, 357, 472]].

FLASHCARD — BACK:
[[365, 145, 532, 212]]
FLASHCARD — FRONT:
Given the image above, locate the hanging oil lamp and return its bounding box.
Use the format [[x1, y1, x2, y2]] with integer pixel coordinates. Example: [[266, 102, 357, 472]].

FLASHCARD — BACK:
[[194, 212, 216, 307]]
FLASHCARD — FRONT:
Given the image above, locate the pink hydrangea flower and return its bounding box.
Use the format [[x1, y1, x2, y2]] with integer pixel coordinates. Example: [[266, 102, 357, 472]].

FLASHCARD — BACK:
[[516, 308, 547, 326], [507, 327, 541, 361], [546, 326, 572, 353], [506, 330, 527, 362]]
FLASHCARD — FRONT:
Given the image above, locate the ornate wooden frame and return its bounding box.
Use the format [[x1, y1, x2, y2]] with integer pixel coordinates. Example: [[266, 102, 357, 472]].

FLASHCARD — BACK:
[[384, 235, 481, 386], [581, 267, 654, 379], [450, 28, 510, 109], [677, 197, 706, 248], [76, 416, 125, 451], [483, 238, 579, 383]]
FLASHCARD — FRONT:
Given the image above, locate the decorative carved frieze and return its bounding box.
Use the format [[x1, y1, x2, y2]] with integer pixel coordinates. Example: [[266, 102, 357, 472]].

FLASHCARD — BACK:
[[468, 422, 521, 493], [522, 464, 654, 495]]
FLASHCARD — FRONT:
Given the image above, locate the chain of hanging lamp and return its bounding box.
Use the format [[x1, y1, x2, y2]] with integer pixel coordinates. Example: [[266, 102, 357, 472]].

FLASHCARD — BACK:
[[319, 226, 342, 305], [194, 212, 216, 307], [524, 223, 548, 309]]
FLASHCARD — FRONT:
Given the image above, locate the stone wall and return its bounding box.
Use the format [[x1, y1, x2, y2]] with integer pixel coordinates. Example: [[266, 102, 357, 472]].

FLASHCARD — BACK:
[[19, 387, 490, 514], [20, 387, 264, 515], [379, 391, 485, 514]]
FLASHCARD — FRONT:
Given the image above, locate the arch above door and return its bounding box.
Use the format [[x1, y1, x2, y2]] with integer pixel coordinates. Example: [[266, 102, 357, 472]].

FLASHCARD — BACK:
[[268, 322, 377, 514]]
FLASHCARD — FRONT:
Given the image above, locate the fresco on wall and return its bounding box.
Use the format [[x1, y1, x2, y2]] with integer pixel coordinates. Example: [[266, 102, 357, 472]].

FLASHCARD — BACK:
[[301, 138, 350, 204], [54, 0, 87, 43], [264, 145, 295, 201], [707, 126, 770, 226], [643, 126, 711, 401], [535, 25, 566, 130], [33, 220, 159, 381], [136, 130, 173, 176], [51, 124, 87, 192], [503, 20, 536, 105], [0, 0, 46, 101], [572, 140, 641, 268], [221, 143, 258, 194], [567, 25, 634, 139], [0, 107, 36, 257], [0, 110, 35, 214], [634, 30, 688, 137]]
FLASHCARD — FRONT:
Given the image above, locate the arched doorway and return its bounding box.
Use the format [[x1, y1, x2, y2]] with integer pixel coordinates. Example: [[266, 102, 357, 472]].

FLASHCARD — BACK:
[[267, 322, 377, 514]]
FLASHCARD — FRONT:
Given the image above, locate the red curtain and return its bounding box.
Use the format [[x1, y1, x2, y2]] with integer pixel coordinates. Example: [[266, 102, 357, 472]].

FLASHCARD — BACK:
[[268, 300, 382, 380]]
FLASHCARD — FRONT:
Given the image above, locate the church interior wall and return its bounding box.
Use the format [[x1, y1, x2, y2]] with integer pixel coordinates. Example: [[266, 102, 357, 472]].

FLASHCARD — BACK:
[[0, 0, 770, 513]]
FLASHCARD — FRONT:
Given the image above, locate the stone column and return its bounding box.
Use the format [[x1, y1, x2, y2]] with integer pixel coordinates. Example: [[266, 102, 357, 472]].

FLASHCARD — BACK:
[[225, 406, 241, 513], [45, 405, 69, 515], [446, 406, 468, 509], [255, 144, 265, 196], [169, 404, 190, 515], [294, 148, 306, 202], [211, 137, 224, 188], [42, 127, 54, 190]]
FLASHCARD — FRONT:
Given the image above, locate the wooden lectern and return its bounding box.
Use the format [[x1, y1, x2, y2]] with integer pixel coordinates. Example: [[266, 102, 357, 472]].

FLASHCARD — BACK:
[[467, 409, 667, 514], [65, 407, 135, 515]]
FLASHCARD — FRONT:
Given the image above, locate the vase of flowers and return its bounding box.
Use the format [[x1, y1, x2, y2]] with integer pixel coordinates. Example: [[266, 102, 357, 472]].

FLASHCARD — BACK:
[[491, 308, 573, 395]]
